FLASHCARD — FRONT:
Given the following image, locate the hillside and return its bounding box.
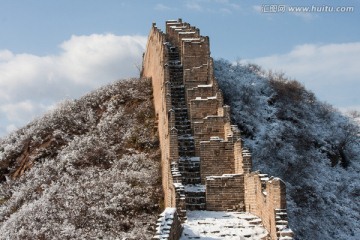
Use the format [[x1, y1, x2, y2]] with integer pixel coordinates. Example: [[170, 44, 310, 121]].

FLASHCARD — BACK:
[[0, 60, 359, 240], [0, 78, 162, 239], [214, 59, 360, 240]]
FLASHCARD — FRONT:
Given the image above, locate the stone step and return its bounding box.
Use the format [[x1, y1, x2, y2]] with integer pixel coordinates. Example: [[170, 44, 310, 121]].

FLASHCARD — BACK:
[[172, 104, 187, 109], [171, 92, 186, 97], [174, 113, 189, 118], [175, 125, 191, 130], [177, 130, 193, 135], [178, 144, 195, 149], [171, 95, 186, 99], [178, 151, 196, 157], [178, 137, 194, 142], [175, 118, 190, 122], [182, 177, 201, 185], [178, 165, 200, 172]]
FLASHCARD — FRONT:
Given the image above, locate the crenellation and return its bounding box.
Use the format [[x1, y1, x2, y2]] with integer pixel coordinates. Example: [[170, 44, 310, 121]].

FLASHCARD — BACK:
[[143, 19, 293, 239], [153, 208, 183, 240], [244, 172, 293, 240]]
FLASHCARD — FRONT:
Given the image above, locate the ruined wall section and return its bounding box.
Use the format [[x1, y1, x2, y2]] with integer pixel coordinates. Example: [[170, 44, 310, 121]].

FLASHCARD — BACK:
[[244, 172, 293, 240], [166, 20, 200, 50], [153, 208, 183, 240]]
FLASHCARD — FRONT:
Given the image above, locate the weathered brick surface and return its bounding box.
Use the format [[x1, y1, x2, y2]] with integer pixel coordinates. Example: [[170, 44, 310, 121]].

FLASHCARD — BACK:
[[153, 208, 183, 240], [206, 174, 245, 211], [200, 138, 235, 184], [142, 24, 175, 208], [244, 172, 293, 239], [189, 98, 219, 123]]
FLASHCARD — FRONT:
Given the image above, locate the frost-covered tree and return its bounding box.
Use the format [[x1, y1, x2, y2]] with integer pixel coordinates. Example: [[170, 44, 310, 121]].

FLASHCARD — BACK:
[[0, 78, 162, 239], [215, 59, 360, 240]]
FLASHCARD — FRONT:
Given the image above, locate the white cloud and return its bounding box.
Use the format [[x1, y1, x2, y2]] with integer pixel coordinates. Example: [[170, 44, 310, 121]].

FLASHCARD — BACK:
[[291, 12, 317, 21], [0, 34, 147, 137], [252, 5, 262, 13], [186, 1, 203, 11], [154, 3, 175, 11], [242, 42, 360, 111], [185, 0, 240, 13], [220, 8, 232, 14], [0, 100, 35, 122]]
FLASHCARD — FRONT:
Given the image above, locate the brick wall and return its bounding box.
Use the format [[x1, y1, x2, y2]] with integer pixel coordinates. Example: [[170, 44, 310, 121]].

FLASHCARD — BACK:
[[142, 24, 176, 209], [187, 84, 215, 102], [200, 138, 235, 184], [153, 208, 183, 240], [192, 116, 227, 156], [206, 174, 244, 211], [183, 65, 209, 89], [181, 38, 209, 70], [189, 98, 219, 124], [244, 172, 293, 239]]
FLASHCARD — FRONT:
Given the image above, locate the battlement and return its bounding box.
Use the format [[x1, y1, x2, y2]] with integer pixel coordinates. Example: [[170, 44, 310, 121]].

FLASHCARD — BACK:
[[142, 19, 293, 240]]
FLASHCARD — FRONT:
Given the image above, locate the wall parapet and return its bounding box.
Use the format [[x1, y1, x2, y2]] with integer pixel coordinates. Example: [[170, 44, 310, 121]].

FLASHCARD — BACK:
[[152, 208, 183, 240], [244, 172, 294, 239]]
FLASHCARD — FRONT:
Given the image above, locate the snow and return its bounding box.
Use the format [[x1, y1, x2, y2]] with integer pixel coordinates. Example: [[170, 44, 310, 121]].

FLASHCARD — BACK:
[[178, 32, 197, 35], [181, 38, 202, 41], [180, 156, 200, 162], [154, 208, 177, 239], [184, 184, 206, 193], [206, 174, 242, 181], [170, 25, 187, 28], [180, 211, 268, 239], [198, 84, 212, 88], [209, 136, 222, 141], [173, 183, 185, 190]]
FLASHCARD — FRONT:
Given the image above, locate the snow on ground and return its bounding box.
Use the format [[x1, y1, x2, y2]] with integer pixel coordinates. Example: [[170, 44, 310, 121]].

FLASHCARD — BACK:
[[180, 211, 268, 240]]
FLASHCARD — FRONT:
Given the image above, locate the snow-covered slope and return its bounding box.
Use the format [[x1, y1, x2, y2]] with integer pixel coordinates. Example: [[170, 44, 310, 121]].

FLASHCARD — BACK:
[[0, 78, 162, 239], [215, 59, 360, 240]]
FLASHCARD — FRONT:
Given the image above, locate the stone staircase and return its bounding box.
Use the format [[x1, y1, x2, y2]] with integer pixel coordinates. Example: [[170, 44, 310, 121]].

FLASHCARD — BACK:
[[167, 44, 206, 211], [275, 209, 293, 240]]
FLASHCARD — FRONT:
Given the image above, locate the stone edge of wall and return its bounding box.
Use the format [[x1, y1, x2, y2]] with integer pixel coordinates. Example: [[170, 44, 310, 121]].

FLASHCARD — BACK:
[[244, 172, 294, 239], [152, 208, 183, 240]]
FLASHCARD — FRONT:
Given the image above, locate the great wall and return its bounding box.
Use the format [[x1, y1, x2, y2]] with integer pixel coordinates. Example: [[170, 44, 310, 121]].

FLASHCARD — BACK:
[[142, 19, 294, 240]]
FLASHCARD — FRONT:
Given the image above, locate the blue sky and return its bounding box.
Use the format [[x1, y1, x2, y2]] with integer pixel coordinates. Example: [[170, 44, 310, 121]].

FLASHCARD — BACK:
[[0, 0, 359, 137]]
